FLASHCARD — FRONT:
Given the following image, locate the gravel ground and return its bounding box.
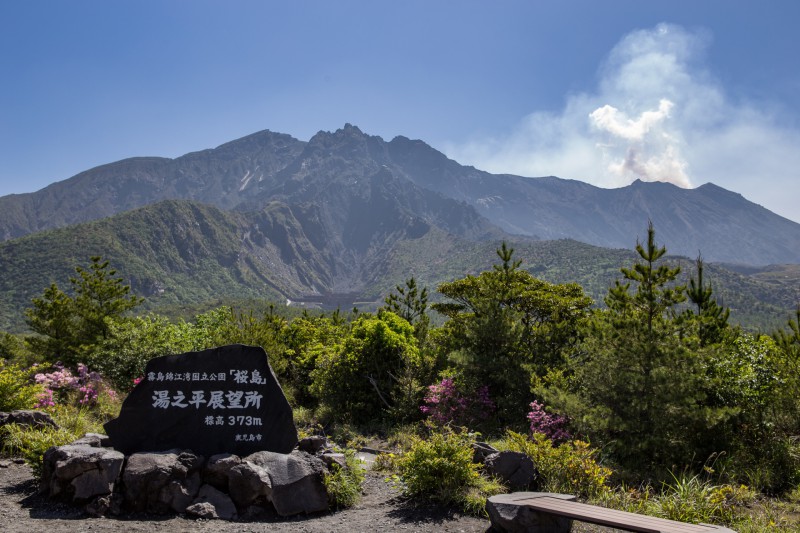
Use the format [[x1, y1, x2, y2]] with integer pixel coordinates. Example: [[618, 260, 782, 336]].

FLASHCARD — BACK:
[[0, 458, 622, 532]]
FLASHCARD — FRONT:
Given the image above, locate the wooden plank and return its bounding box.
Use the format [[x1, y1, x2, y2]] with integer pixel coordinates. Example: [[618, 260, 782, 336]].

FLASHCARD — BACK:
[[511, 496, 728, 533]]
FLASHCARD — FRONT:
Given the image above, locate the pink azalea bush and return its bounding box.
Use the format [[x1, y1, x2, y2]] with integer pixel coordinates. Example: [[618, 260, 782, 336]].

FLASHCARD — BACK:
[[33, 362, 115, 408], [420, 377, 495, 428], [527, 400, 570, 443]]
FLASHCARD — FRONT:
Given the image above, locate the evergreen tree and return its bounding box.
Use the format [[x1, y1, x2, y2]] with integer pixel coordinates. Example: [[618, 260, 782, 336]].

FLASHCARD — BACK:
[[25, 256, 141, 364], [383, 277, 430, 344], [542, 224, 717, 478], [433, 242, 591, 425], [682, 256, 730, 347]]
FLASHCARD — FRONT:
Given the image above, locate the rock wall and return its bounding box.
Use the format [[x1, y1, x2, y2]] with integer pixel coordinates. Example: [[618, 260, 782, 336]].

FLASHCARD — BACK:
[[42, 434, 339, 520]]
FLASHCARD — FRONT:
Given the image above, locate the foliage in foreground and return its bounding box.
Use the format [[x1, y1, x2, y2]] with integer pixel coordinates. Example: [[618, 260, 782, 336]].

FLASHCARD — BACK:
[[499, 430, 611, 500], [2, 235, 800, 527], [0, 361, 41, 411], [322, 449, 366, 509], [394, 427, 504, 515], [0, 404, 115, 478]]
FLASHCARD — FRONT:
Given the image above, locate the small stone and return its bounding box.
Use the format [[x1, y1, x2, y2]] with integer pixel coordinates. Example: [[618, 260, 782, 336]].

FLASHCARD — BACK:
[[187, 484, 237, 520]]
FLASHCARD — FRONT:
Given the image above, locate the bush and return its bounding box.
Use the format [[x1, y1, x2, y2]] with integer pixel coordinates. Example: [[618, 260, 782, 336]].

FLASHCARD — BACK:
[[323, 449, 366, 509], [32, 363, 118, 418], [0, 404, 107, 478], [0, 361, 42, 411], [310, 311, 424, 424], [395, 427, 504, 515], [420, 376, 495, 429], [500, 431, 611, 499], [596, 473, 755, 528], [656, 472, 754, 525], [89, 314, 206, 391], [527, 400, 570, 443]]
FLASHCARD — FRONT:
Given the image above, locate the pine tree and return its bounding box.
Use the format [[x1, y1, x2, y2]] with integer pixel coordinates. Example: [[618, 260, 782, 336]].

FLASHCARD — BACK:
[[682, 256, 730, 347], [383, 277, 430, 344], [543, 223, 715, 478], [433, 242, 591, 425], [25, 256, 141, 364]]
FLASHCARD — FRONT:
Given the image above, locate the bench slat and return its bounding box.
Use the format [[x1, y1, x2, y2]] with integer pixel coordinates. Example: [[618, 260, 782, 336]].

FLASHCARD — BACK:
[[511, 496, 727, 533]]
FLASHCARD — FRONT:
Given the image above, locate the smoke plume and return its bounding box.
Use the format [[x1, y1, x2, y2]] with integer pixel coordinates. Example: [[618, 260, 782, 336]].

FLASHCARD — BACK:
[[444, 23, 800, 222]]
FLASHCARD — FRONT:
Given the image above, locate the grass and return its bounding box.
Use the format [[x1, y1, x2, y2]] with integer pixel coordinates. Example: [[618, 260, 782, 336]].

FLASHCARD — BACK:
[[0, 404, 110, 477], [323, 449, 367, 509]]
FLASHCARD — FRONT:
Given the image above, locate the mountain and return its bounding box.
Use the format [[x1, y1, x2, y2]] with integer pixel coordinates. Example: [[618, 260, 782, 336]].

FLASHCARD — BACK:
[[1, 124, 799, 265], [0, 199, 792, 332], [386, 135, 800, 265]]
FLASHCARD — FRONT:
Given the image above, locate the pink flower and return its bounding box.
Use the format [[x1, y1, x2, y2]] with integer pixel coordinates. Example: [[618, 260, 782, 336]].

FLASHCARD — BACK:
[[527, 401, 571, 442], [34, 389, 55, 409], [420, 378, 495, 427]]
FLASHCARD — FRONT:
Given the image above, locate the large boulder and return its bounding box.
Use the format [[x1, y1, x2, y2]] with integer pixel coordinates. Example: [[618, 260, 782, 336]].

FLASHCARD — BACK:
[[484, 451, 538, 490], [486, 492, 575, 533], [122, 450, 204, 513], [226, 459, 272, 508], [186, 484, 237, 520], [203, 453, 242, 491], [0, 410, 58, 430], [245, 450, 329, 516], [41, 445, 124, 503]]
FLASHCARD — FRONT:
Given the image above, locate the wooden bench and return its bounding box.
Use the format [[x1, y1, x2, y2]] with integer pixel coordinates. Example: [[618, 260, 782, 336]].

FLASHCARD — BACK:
[[486, 492, 737, 533]]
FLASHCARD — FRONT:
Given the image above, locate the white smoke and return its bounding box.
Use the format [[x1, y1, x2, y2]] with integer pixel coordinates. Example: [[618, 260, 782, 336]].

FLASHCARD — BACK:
[[589, 98, 690, 187], [444, 23, 800, 222]]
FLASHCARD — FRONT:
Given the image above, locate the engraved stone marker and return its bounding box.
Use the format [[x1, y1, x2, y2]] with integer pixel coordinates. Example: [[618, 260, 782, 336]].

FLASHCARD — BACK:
[[104, 345, 298, 456]]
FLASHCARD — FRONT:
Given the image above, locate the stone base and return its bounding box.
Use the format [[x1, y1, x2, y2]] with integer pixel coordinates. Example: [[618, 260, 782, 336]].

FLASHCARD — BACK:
[[486, 492, 575, 533], [42, 436, 336, 519]]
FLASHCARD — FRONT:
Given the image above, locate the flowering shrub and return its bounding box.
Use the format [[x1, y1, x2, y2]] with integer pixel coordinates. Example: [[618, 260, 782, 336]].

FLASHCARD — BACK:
[[34, 388, 55, 409], [420, 378, 495, 428], [33, 363, 114, 408], [527, 400, 571, 443]]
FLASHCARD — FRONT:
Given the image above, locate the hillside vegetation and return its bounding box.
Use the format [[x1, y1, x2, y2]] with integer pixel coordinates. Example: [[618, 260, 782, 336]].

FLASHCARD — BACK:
[[2, 231, 799, 530], [0, 201, 795, 332]]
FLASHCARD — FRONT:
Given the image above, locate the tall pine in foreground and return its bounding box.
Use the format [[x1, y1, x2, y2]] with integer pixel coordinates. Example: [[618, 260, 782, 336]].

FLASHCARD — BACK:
[[542, 223, 722, 479]]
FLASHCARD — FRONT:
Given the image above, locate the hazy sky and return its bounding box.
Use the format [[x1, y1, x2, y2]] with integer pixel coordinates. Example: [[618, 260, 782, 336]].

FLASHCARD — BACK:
[[2, 1, 799, 222]]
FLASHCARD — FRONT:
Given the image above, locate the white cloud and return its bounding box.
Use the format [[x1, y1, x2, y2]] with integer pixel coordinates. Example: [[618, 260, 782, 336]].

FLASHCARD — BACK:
[[444, 23, 800, 223]]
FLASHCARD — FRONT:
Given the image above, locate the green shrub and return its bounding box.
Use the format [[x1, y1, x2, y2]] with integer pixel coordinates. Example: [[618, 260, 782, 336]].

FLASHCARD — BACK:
[[500, 431, 611, 499], [89, 314, 204, 391], [0, 404, 105, 478], [310, 311, 424, 424], [0, 361, 42, 411], [1, 423, 74, 478], [595, 474, 756, 528], [656, 472, 754, 525], [323, 449, 366, 509], [395, 428, 504, 515]]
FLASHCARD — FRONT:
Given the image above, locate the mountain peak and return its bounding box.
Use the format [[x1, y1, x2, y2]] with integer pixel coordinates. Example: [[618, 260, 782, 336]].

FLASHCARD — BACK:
[[340, 123, 364, 135], [0, 125, 798, 265]]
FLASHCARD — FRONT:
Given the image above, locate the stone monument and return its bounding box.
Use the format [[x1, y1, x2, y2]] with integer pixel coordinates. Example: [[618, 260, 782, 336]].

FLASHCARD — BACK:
[[104, 344, 298, 456]]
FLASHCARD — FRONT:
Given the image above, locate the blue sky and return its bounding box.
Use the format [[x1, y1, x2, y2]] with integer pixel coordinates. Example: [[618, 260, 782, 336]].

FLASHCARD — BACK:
[[1, 1, 799, 222]]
